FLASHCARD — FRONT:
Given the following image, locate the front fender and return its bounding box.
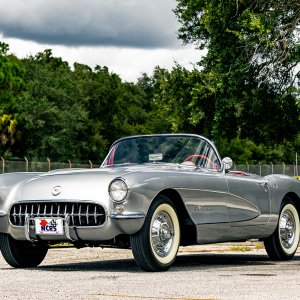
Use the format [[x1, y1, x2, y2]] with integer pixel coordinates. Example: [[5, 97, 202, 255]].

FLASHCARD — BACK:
[[0, 172, 44, 233]]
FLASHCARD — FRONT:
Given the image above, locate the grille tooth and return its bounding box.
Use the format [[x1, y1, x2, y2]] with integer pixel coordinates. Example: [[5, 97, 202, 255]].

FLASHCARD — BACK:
[[13, 206, 17, 225], [94, 206, 97, 224], [79, 205, 82, 226], [86, 205, 89, 226], [10, 202, 106, 227], [71, 204, 74, 226], [24, 205, 28, 226], [18, 206, 22, 226]]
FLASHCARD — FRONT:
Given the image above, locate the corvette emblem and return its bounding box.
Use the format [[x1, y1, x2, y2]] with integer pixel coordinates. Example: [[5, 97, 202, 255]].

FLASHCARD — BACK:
[[52, 185, 62, 196]]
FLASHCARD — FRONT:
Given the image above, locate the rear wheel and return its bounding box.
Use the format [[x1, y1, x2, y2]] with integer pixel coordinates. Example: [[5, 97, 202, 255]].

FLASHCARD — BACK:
[[130, 195, 180, 271], [0, 233, 48, 268], [264, 201, 300, 260]]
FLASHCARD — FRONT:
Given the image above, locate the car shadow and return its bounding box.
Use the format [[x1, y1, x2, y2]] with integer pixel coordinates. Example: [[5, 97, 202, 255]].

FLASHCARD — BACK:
[[28, 252, 300, 273]]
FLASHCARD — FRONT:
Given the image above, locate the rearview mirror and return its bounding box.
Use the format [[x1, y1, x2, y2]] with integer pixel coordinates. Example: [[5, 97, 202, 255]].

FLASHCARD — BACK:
[[222, 157, 233, 170]]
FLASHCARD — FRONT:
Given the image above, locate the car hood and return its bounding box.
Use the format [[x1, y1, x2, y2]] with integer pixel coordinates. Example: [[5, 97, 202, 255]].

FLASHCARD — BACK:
[[7, 164, 180, 203]]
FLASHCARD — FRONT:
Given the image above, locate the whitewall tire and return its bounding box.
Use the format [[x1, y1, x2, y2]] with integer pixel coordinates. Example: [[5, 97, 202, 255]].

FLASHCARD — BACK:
[[130, 195, 180, 271], [264, 201, 300, 260]]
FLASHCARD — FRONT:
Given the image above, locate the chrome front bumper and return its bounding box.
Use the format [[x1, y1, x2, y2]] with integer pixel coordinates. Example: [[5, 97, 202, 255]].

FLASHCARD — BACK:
[[0, 199, 146, 242], [24, 213, 79, 242], [1, 213, 145, 243]]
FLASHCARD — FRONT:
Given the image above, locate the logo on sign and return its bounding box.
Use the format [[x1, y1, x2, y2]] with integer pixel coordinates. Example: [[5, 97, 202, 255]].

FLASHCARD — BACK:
[[52, 185, 62, 196], [40, 219, 58, 232]]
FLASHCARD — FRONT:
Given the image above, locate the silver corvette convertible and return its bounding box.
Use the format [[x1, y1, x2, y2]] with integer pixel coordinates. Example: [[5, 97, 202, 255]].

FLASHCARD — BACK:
[[0, 134, 300, 271]]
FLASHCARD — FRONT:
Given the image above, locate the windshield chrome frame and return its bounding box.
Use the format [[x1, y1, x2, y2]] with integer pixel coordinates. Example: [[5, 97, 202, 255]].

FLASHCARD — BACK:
[[101, 134, 222, 171]]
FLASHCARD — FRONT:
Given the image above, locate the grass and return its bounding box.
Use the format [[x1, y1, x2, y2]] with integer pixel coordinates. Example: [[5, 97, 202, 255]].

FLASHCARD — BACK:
[[229, 245, 252, 252], [254, 241, 265, 250], [229, 241, 265, 252], [49, 242, 74, 248]]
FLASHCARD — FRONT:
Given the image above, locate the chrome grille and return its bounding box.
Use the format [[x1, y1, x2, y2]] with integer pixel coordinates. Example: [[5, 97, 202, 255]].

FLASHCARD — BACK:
[[10, 202, 106, 227]]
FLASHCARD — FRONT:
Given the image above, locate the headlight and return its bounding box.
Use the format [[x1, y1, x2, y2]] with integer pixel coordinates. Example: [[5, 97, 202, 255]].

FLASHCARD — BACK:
[[109, 179, 128, 202]]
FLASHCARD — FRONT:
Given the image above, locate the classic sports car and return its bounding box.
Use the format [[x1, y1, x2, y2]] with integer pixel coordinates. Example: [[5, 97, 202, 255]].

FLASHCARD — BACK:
[[0, 134, 300, 272]]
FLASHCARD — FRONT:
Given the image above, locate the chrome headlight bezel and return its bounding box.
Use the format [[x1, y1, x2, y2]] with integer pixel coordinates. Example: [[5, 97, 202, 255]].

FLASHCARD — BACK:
[[108, 178, 128, 203]]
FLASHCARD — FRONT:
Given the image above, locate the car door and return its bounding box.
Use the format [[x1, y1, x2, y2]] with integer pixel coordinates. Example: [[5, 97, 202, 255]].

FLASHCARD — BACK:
[[225, 171, 271, 225], [180, 139, 229, 225], [182, 170, 229, 225]]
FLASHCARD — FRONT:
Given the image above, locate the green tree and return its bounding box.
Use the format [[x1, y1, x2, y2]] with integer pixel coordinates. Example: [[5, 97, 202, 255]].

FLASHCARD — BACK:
[[11, 51, 155, 162], [137, 72, 172, 134], [175, 0, 300, 88], [0, 42, 25, 153], [74, 64, 154, 155], [0, 42, 24, 102], [144, 65, 217, 136], [174, 0, 300, 143], [12, 50, 89, 161]]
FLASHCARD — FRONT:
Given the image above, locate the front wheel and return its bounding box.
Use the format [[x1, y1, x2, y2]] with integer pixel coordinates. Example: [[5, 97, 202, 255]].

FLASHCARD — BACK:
[[0, 233, 48, 268], [264, 201, 300, 260], [130, 195, 180, 271]]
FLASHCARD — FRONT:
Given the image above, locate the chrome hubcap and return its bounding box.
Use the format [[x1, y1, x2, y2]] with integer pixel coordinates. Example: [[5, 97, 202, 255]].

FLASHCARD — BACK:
[[279, 210, 296, 249], [151, 211, 174, 257]]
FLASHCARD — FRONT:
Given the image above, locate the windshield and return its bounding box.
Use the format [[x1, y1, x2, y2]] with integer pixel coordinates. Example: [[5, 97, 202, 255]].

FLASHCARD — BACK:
[[102, 135, 221, 170]]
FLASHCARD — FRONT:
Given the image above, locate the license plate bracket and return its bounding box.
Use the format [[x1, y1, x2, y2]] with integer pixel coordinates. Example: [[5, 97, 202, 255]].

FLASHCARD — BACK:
[[35, 218, 64, 235]]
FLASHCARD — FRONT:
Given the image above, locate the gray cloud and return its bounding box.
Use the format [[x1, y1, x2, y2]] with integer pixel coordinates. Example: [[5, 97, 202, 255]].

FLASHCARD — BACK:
[[0, 0, 180, 48]]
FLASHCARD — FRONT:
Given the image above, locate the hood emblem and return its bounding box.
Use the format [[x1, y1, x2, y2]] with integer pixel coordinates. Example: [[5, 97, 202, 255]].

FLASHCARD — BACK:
[[52, 186, 62, 196]]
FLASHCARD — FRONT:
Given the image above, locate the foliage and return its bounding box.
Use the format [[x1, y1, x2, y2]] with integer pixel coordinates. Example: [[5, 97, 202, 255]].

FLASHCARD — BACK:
[[0, 42, 24, 102], [0, 42, 25, 152], [173, 0, 300, 147], [1, 49, 157, 162], [11, 50, 89, 161], [216, 137, 295, 164], [145, 65, 217, 136], [175, 0, 300, 89]]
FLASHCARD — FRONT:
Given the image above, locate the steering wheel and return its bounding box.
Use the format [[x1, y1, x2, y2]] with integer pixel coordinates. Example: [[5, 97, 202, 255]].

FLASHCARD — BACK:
[[184, 154, 217, 170]]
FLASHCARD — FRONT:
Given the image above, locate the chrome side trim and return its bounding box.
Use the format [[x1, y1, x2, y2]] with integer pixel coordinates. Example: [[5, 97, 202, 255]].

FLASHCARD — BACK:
[[110, 213, 145, 219], [175, 187, 261, 213]]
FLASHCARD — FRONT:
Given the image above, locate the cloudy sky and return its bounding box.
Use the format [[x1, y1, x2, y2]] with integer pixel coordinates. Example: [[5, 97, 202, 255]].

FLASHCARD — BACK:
[[0, 0, 201, 82]]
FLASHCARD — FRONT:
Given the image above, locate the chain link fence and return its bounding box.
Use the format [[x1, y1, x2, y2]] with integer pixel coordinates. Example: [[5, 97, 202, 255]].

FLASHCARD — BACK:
[[0, 158, 299, 177], [0, 159, 101, 173], [233, 164, 298, 177]]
